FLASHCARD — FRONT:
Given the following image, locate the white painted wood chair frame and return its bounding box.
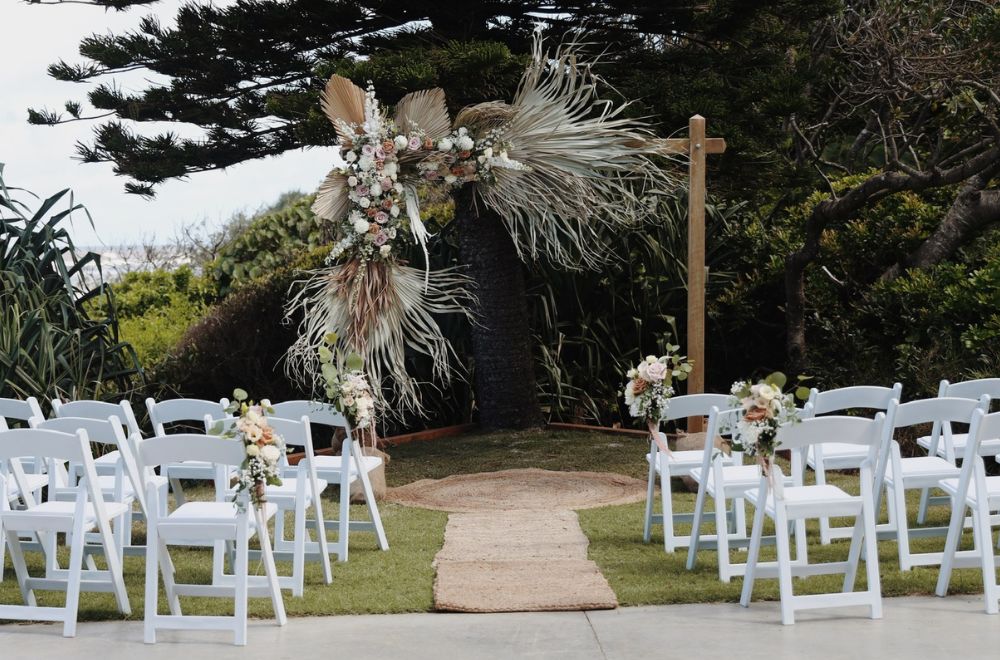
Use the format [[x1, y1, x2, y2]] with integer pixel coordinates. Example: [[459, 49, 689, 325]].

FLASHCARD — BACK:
[[641, 393, 734, 553], [0, 427, 130, 637], [211, 415, 333, 597], [875, 396, 989, 571], [935, 408, 1000, 613], [138, 432, 287, 646], [686, 407, 804, 582], [0, 397, 50, 578], [739, 415, 885, 625], [269, 400, 388, 561], [804, 383, 902, 545], [145, 397, 231, 507], [916, 379, 1000, 525], [51, 399, 141, 482]]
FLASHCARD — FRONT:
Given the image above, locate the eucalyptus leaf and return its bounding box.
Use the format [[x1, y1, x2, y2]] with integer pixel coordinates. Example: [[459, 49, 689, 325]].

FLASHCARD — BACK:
[[766, 372, 787, 389], [233, 387, 248, 402], [346, 352, 364, 371]]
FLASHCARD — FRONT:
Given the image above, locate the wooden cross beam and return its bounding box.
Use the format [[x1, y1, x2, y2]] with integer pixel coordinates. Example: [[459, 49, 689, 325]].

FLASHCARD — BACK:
[[651, 116, 726, 432]]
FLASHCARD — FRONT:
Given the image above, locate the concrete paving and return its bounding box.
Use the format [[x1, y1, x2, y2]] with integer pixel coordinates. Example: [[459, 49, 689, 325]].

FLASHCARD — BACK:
[[2, 596, 999, 659]]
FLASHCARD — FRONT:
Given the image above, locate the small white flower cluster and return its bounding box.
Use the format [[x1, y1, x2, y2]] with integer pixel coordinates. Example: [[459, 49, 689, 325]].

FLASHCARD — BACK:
[[418, 126, 526, 187], [622, 346, 693, 424], [727, 378, 799, 457]]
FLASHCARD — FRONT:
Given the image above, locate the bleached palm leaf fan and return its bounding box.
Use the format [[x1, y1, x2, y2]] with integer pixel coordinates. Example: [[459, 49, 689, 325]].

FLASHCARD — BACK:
[[289, 29, 680, 418]]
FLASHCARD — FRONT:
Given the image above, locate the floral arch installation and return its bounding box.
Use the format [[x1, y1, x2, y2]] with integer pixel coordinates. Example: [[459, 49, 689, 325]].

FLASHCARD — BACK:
[[286, 29, 721, 419]]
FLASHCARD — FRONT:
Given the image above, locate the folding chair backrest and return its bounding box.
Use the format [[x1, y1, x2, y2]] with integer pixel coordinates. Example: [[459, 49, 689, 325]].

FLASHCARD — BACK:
[[808, 383, 902, 416], [943, 378, 1000, 402], [888, 396, 989, 431], [146, 397, 231, 436], [270, 400, 349, 429], [32, 415, 128, 450], [0, 396, 43, 425], [137, 433, 245, 472], [778, 414, 885, 485], [660, 394, 732, 423], [694, 406, 743, 474], [53, 399, 141, 437]]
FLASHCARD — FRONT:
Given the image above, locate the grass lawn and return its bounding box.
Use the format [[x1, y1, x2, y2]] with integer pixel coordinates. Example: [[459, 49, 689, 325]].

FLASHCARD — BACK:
[[1, 428, 993, 621]]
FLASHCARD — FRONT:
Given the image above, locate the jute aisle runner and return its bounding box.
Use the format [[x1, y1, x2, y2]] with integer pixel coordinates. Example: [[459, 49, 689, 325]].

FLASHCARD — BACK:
[[388, 468, 647, 612]]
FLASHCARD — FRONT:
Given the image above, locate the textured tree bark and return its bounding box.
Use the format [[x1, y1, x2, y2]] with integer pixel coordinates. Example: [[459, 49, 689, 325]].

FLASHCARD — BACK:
[[455, 187, 544, 430]]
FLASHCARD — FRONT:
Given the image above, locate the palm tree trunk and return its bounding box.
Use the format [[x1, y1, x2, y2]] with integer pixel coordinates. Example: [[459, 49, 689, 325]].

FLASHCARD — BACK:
[[455, 187, 543, 429]]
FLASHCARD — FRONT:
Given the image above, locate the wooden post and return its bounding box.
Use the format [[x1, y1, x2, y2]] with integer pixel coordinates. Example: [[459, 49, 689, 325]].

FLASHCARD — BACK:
[[648, 121, 725, 433]]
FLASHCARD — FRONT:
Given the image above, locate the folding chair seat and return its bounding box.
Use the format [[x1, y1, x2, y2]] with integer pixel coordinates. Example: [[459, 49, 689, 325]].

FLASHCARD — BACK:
[[211, 415, 333, 597], [640, 393, 735, 553], [914, 379, 1000, 526], [138, 432, 286, 646], [877, 395, 989, 571], [146, 397, 232, 506], [686, 407, 800, 582], [803, 384, 901, 544], [935, 408, 1000, 613], [740, 415, 885, 625], [270, 400, 388, 561], [0, 427, 130, 637]]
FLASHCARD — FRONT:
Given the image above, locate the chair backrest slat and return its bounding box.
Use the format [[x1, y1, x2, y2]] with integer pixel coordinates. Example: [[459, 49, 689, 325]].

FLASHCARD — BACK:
[[32, 415, 126, 448], [660, 394, 732, 423], [146, 397, 230, 436], [137, 433, 245, 470], [0, 396, 43, 424], [53, 399, 141, 437], [0, 428, 88, 463], [943, 378, 1000, 401], [777, 415, 884, 452], [889, 396, 987, 429], [808, 383, 902, 416], [269, 400, 348, 428]]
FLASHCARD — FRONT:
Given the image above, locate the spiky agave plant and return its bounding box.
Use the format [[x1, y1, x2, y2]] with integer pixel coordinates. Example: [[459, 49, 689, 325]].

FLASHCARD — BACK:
[[288, 28, 681, 417]]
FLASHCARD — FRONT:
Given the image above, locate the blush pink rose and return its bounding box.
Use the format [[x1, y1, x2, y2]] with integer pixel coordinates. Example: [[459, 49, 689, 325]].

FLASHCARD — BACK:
[[645, 362, 668, 381]]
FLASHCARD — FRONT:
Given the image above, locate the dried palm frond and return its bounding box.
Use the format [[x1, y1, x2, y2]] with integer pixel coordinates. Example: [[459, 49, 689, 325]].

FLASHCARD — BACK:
[[285, 259, 475, 418], [453, 101, 516, 135], [473, 29, 682, 270], [321, 75, 366, 146], [311, 169, 350, 221], [395, 88, 451, 140]]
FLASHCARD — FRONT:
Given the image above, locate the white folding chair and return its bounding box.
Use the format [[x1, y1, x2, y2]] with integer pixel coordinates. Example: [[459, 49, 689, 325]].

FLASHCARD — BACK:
[[146, 397, 231, 506], [936, 408, 1000, 613], [686, 407, 802, 582], [0, 396, 45, 472], [30, 415, 147, 563], [0, 415, 50, 583], [51, 398, 141, 482], [269, 400, 388, 561], [211, 414, 333, 597], [876, 395, 989, 571], [740, 415, 885, 625], [804, 383, 902, 544], [0, 427, 130, 637], [640, 393, 734, 552], [915, 378, 1000, 525], [138, 432, 286, 646]]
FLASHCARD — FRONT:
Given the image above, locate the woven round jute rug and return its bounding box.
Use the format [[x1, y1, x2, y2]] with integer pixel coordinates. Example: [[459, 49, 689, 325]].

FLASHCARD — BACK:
[[385, 467, 647, 512]]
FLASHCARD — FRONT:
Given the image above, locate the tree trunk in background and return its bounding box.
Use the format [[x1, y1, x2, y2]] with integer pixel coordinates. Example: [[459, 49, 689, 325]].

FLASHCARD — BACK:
[[456, 187, 544, 430]]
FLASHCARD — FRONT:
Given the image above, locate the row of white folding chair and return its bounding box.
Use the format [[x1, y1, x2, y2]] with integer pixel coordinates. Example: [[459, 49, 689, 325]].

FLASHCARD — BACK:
[[685, 406, 801, 583], [805, 383, 901, 544], [915, 378, 1000, 523], [740, 414, 886, 625], [0, 427, 130, 637], [137, 432, 286, 645], [270, 400, 388, 561], [211, 414, 333, 597], [642, 393, 735, 553], [935, 407, 1000, 614]]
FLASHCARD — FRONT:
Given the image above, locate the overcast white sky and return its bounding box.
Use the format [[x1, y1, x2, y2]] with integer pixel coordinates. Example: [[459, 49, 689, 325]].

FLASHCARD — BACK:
[[1, 0, 336, 246]]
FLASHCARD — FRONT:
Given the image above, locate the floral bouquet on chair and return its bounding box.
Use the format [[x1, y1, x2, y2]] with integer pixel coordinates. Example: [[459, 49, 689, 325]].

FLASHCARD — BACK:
[[622, 345, 693, 453], [727, 373, 808, 473], [222, 388, 286, 509]]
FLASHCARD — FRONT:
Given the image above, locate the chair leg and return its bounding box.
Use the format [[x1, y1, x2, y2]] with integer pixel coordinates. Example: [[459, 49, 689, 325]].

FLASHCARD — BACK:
[[5, 527, 36, 607], [973, 502, 1000, 614], [661, 469, 677, 553], [713, 489, 732, 582], [733, 497, 748, 540], [861, 482, 883, 619], [843, 516, 865, 592], [892, 483, 913, 571], [773, 505, 796, 626], [292, 499, 306, 598], [144, 516, 160, 644], [685, 479, 708, 571], [815, 464, 834, 545], [233, 514, 249, 647], [312, 490, 333, 586], [337, 480, 350, 562], [63, 517, 87, 637], [916, 487, 931, 525], [936, 496, 969, 597], [360, 476, 388, 551], [643, 453, 656, 543], [256, 507, 287, 627], [739, 492, 767, 608]]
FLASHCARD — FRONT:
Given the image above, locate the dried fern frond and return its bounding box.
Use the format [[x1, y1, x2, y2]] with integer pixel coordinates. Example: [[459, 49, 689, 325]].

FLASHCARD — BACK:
[[311, 169, 350, 221], [285, 259, 475, 419], [474, 29, 682, 270], [321, 75, 366, 146]]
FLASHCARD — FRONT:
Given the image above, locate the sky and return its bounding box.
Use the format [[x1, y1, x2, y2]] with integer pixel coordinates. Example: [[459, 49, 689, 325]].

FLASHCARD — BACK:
[[0, 0, 337, 247]]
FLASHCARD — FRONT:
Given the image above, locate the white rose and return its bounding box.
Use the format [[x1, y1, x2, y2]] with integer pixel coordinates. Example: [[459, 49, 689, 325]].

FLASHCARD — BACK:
[[438, 138, 453, 152], [444, 174, 457, 184], [358, 155, 373, 171], [484, 147, 494, 158], [245, 444, 260, 457], [245, 425, 263, 443], [383, 162, 397, 178], [389, 205, 400, 217], [380, 245, 392, 257], [393, 135, 408, 150], [458, 127, 468, 136], [261, 445, 281, 464], [394, 183, 404, 193], [353, 218, 371, 233], [645, 355, 657, 364], [358, 197, 371, 208], [626, 368, 638, 379], [347, 176, 358, 187], [757, 384, 776, 401], [457, 135, 474, 151], [370, 183, 382, 196], [344, 151, 357, 162], [388, 227, 397, 239]]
